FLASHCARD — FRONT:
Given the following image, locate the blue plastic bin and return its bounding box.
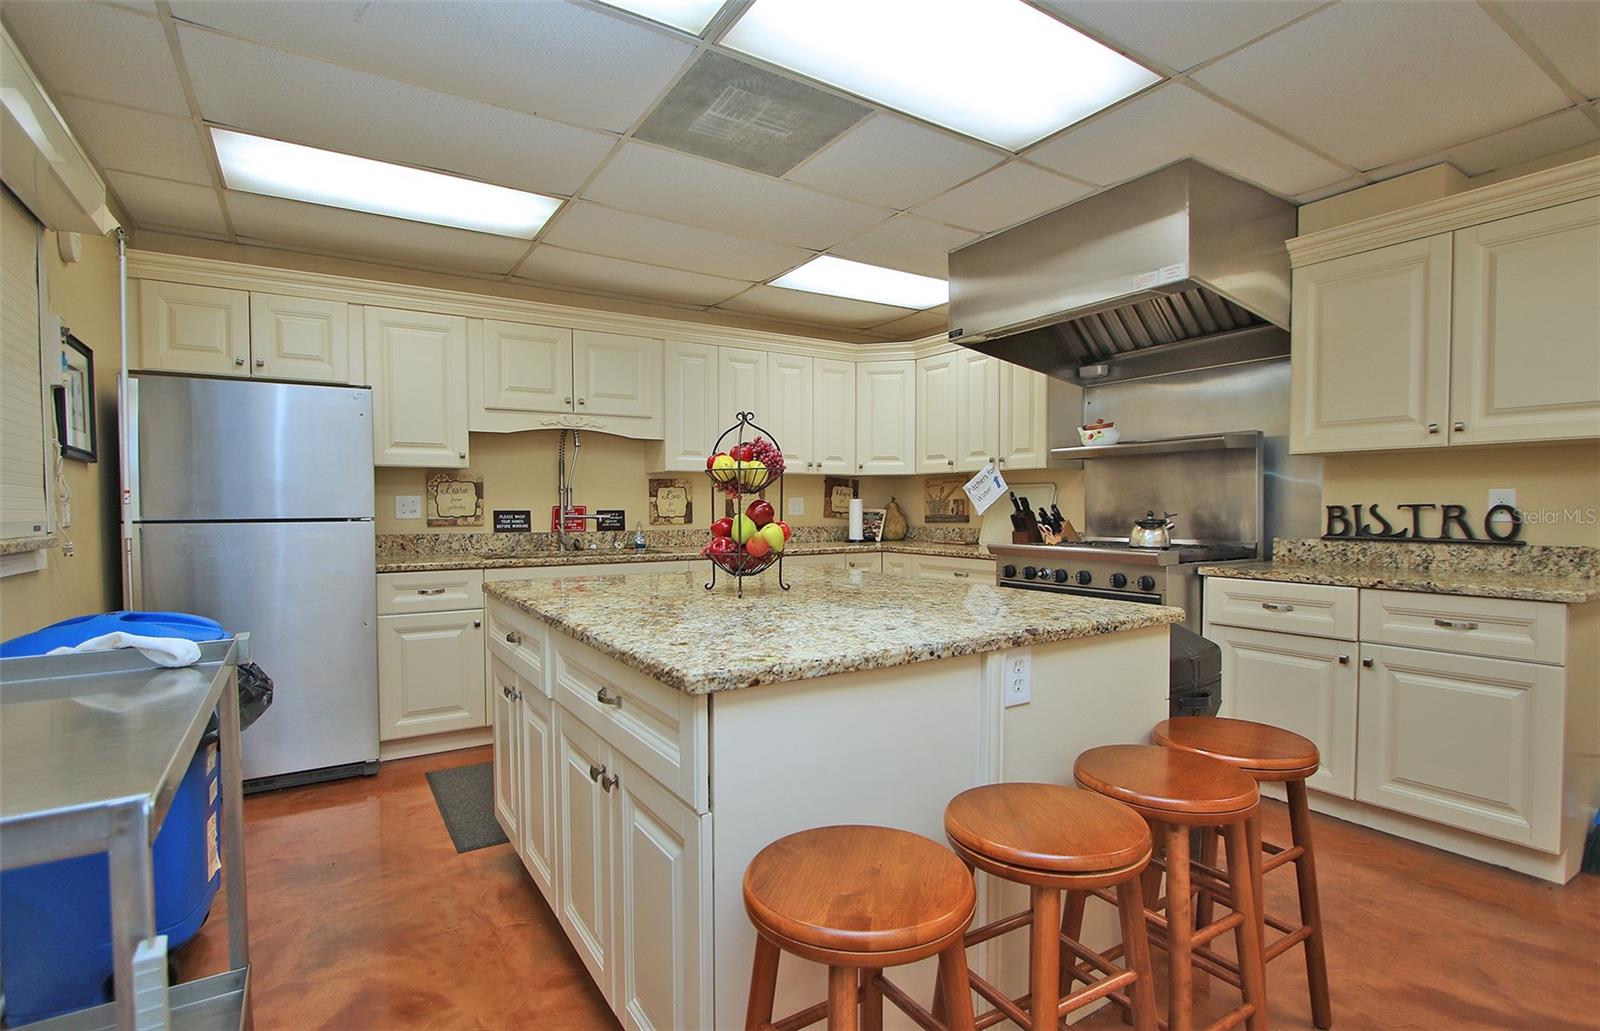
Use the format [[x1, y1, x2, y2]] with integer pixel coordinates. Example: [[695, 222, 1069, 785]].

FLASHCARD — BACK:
[[0, 612, 227, 1024]]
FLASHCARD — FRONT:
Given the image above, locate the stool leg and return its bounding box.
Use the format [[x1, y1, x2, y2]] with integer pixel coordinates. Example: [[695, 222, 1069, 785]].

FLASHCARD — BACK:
[[1030, 886, 1061, 1031], [1142, 820, 1167, 911], [861, 968, 883, 1031], [828, 965, 859, 1031], [1194, 826, 1220, 932], [937, 942, 977, 1031], [1288, 779, 1332, 1030], [1115, 877, 1159, 1031], [1059, 889, 1087, 991], [1224, 822, 1270, 1031], [1246, 811, 1266, 932], [1162, 824, 1193, 1031], [745, 935, 781, 1031]]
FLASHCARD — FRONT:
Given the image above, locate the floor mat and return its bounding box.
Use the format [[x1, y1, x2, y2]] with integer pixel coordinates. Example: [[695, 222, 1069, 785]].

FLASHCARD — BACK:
[[425, 762, 510, 853]]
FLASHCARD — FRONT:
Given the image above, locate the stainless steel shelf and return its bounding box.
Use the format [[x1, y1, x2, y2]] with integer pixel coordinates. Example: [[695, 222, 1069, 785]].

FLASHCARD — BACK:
[[1049, 430, 1263, 461], [23, 969, 249, 1031]]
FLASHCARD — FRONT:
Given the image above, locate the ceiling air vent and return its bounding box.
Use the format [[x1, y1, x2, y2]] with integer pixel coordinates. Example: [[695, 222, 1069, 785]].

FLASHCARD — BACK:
[[634, 51, 868, 177]]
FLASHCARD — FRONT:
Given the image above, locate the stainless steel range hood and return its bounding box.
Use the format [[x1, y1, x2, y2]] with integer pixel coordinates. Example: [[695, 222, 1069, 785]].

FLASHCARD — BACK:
[[948, 160, 1296, 382]]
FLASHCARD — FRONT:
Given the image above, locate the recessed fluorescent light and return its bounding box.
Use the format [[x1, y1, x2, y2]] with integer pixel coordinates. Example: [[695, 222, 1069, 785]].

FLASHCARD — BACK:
[[597, 0, 728, 34], [772, 255, 947, 309], [210, 128, 562, 239], [722, 0, 1161, 150]]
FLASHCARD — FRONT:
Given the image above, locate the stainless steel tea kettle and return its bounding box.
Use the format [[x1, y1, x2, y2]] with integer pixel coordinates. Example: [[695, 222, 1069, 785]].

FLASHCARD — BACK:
[[1130, 511, 1176, 549]]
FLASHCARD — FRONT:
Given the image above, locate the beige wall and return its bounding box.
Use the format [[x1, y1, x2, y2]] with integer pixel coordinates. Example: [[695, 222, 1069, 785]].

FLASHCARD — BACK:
[[1, 231, 123, 639]]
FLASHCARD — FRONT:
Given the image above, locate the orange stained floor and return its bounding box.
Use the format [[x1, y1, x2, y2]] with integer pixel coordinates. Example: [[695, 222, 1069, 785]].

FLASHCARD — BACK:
[[181, 745, 1600, 1031]]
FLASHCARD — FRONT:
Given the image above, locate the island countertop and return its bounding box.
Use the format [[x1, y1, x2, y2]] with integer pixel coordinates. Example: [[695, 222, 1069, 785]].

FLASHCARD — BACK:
[[377, 539, 987, 573], [484, 569, 1184, 695]]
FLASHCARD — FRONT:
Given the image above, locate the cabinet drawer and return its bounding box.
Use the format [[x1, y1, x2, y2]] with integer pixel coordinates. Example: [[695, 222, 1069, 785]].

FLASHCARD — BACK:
[[1360, 590, 1564, 664], [1203, 577, 1357, 639], [488, 601, 546, 694], [552, 634, 708, 813], [911, 556, 992, 581], [483, 560, 692, 582], [378, 568, 484, 614]]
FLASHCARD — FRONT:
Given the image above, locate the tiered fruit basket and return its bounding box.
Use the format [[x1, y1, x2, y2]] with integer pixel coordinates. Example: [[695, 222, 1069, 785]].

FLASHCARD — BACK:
[[701, 412, 791, 597]]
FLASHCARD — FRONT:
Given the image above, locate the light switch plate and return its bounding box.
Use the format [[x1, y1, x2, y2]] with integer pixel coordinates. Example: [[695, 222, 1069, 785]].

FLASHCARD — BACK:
[[1003, 650, 1031, 707], [394, 495, 422, 520], [1488, 488, 1516, 510], [788, 496, 805, 516]]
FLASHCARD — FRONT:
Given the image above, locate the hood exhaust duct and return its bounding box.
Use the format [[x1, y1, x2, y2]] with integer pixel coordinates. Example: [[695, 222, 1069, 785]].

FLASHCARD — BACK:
[[948, 160, 1297, 383]]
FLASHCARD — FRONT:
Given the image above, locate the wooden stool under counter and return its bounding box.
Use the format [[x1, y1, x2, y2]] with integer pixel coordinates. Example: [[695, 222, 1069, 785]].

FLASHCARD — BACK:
[[942, 783, 1160, 1031], [742, 825, 977, 1031], [1075, 744, 1271, 1031], [1153, 717, 1331, 1030]]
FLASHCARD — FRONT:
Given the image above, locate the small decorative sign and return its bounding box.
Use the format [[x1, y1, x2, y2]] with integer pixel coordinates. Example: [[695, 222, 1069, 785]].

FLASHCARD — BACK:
[[924, 476, 970, 523], [1323, 503, 1523, 545], [962, 461, 1007, 515], [426, 472, 484, 527], [595, 509, 626, 531], [493, 509, 531, 533], [648, 478, 693, 525], [860, 508, 886, 543], [823, 476, 859, 519]]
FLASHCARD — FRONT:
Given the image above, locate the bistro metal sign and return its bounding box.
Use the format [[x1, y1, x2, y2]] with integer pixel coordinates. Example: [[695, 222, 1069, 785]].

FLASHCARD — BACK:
[[1324, 502, 1523, 544]]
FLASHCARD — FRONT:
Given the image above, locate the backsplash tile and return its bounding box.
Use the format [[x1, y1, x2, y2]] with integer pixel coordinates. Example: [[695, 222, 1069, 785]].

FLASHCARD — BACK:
[[1271, 538, 1600, 578]]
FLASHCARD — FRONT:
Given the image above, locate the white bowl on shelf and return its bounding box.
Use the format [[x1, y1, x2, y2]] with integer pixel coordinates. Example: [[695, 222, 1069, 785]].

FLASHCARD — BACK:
[[1077, 424, 1120, 446]]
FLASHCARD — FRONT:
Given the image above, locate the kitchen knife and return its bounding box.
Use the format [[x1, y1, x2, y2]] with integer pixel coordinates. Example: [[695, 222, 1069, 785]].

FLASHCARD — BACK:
[[1050, 504, 1066, 530]]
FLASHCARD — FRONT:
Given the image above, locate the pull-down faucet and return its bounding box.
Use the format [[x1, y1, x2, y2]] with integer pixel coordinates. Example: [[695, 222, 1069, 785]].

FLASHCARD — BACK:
[[555, 430, 602, 550]]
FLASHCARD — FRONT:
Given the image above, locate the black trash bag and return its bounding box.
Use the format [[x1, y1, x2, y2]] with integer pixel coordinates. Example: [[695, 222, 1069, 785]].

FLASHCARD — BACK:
[[202, 663, 275, 744]]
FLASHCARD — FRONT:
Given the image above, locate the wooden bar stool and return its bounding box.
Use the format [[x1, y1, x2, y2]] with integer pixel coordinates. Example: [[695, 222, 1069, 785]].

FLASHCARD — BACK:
[[1075, 744, 1270, 1031], [743, 825, 978, 1031], [1153, 717, 1331, 1030], [942, 783, 1160, 1031]]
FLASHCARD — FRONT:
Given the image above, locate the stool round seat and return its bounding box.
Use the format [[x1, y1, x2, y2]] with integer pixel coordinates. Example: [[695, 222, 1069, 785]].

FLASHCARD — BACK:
[[1075, 744, 1258, 823], [1153, 716, 1319, 781], [945, 783, 1151, 876], [743, 825, 976, 966]]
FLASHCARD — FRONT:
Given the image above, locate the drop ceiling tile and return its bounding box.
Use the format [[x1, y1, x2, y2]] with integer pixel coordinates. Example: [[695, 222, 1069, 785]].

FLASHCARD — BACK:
[[542, 202, 811, 281], [2, 2, 190, 116], [716, 285, 914, 330], [1373, 104, 1600, 181], [830, 215, 977, 279], [1191, 2, 1572, 171], [1026, 82, 1347, 197], [787, 114, 1004, 210], [168, 0, 692, 132], [514, 246, 750, 307], [177, 27, 613, 197], [56, 97, 213, 186], [583, 142, 893, 250], [871, 307, 950, 340], [106, 172, 226, 234], [225, 192, 530, 274], [912, 161, 1095, 234], [1040, 1, 1321, 72], [1492, 1, 1600, 100]]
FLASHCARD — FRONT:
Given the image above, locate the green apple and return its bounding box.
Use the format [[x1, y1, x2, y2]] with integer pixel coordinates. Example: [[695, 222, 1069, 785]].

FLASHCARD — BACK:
[[711, 453, 736, 482], [757, 522, 785, 554], [730, 514, 758, 544]]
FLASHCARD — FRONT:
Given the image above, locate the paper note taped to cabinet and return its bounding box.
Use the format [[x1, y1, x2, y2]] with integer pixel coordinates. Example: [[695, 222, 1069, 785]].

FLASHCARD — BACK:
[[963, 462, 1007, 515]]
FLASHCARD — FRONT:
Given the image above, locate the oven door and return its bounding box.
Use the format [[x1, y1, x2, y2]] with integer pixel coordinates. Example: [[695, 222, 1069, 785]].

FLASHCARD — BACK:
[[1000, 581, 1167, 605]]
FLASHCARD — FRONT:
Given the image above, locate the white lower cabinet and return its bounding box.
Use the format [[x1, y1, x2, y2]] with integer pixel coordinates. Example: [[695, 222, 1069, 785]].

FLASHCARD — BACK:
[[556, 709, 614, 993], [491, 658, 522, 845], [519, 681, 557, 900], [909, 555, 994, 582], [375, 609, 485, 740]]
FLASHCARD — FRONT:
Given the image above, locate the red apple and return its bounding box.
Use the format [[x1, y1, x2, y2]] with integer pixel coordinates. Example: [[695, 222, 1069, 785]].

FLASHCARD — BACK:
[[778, 521, 792, 541], [746, 499, 775, 528], [706, 451, 727, 470], [707, 536, 735, 555], [745, 534, 771, 559], [730, 443, 754, 462], [711, 516, 734, 538]]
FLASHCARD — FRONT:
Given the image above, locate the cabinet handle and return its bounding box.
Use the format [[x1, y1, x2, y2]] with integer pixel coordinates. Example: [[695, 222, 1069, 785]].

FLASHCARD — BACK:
[[947, 459, 954, 467], [600, 771, 619, 792], [458, 452, 466, 460], [234, 356, 246, 366], [1452, 421, 1465, 432], [588, 762, 604, 782], [502, 684, 513, 699], [473, 619, 481, 628], [416, 587, 446, 595], [858, 464, 864, 470], [513, 688, 523, 702], [254, 358, 265, 368], [1361, 657, 1374, 668], [953, 571, 970, 578], [1337, 654, 1349, 665], [504, 631, 522, 645], [564, 396, 572, 405], [597, 687, 623, 709], [1433, 618, 1478, 630], [1426, 423, 1440, 434], [578, 398, 586, 405], [1260, 602, 1295, 612]]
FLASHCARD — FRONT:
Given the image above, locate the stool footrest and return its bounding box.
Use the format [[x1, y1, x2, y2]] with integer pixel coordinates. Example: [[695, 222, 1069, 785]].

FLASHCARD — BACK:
[[771, 998, 830, 1031], [873, 972, 944, 1031], [962, 910, 1033, 948], [1260, 843, 1304, 874], [969, 970, 1030, 1030]]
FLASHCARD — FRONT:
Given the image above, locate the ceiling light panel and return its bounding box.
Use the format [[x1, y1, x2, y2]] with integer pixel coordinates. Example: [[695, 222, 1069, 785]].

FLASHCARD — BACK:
[[722, 0, 1160, 150], [598, 0, 729, 34], [771, 255, 948, 309], [211, 128, 561, 239]]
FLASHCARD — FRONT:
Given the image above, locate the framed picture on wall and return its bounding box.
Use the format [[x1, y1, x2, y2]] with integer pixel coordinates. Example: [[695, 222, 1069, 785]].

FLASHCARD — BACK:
[[53, 332, 96, 463]]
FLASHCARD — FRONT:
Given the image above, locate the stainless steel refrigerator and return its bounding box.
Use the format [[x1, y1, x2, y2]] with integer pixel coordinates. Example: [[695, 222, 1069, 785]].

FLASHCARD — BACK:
[[128, 373, 378, 787]]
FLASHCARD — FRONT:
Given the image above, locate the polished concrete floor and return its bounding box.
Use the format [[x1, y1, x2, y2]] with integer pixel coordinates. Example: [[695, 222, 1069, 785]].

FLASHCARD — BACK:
[[182, 745, 1600, 1030]]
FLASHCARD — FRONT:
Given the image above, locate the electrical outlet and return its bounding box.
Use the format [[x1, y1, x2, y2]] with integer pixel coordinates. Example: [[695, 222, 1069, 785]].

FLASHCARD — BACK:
[[1003, 651, 1031, 707], [788, 496, 805, 516], [394, 495, 422, 520], [1488, 488, 1516, 511]]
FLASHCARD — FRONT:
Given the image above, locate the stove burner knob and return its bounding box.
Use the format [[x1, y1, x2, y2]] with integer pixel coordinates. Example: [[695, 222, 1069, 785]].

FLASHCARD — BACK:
[[1023, 566, 1038, 580], [1053, 568, 1070, 584], [1137, 575, 1157, 592], [1002, 564, 1018, 579], [1076, 570, 1093, 586], [1036, 568, 1052, 581], [1110, 573, 1128, 589]]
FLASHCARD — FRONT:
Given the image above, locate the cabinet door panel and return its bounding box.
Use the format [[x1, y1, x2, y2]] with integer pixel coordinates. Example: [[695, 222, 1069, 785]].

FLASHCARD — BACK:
[[138, 281, 249, 376], [249, 293, 349, 383], [659, 341, 720, 471], [811, 358, 856, 474], [1290, 236, 1451, 452], [1207, 624, 1357, 797], [367, 307, 468, 467], [1450, 197, 1600, 444], [856, 360, 915, 474], [1357, 644, 1562, 850], [556, 709, 614, 999], [613, 755, 710, 1031], [955, 350, 1000, 471], [482, 320, 573, 414], [377, 610, 486, 740], [491, 657, 522, 844], [717, 347, 768, 424], [521, 684, 557, 902], [999, 362, 1049, 469], [766, 353, 813, 470], [916, 353, 959, 472], [576, 330, 658, 418]]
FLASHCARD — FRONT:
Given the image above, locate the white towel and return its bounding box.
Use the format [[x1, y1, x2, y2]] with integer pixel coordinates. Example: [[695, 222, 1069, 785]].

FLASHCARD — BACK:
[[48, 631, 202, 668]]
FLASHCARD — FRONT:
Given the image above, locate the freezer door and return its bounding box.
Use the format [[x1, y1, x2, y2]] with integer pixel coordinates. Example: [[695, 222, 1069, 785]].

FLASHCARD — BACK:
[[134, 521, 378, 781], [132, 374, 374, 521]]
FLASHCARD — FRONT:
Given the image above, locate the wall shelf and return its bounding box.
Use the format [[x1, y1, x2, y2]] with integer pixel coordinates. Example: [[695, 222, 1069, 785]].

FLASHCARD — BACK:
[[1049, 430, 1263, 461]]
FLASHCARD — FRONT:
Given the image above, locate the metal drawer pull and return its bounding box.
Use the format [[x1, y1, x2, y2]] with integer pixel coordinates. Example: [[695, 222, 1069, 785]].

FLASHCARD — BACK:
[[473, 619, 481, 628], [597, 687, 623, 709], [953, 571, 970, 578], [1337, 655, 1350, 665], [234, 356, 246, 366], [1261, 602, 1294, 612], [1452, 421, 1465, 432], [1426, 422, 1440, 433], [416, 587, 446, 595], [588, 762, 604, 782], [1362, 657, 1374, 668], [504, 631, 522, 645], [600, 771, 619, 792], [1434, 618, 1478, 630]]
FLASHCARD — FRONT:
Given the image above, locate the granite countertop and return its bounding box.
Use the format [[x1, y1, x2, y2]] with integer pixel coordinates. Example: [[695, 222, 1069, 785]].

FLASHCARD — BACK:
[[1196, 560, 1599, 604], [377, 540, 989, 573], [0, 534, 57, 557], [484, 570, 1183, 695]]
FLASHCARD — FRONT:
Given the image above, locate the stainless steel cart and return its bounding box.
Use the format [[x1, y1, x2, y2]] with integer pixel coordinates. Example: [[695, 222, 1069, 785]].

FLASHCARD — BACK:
[[0, 637, 253, 1030]]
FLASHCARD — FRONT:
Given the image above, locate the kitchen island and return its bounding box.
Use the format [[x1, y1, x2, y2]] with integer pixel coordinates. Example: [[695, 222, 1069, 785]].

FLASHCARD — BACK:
[[483, 569, 1184, 1030]]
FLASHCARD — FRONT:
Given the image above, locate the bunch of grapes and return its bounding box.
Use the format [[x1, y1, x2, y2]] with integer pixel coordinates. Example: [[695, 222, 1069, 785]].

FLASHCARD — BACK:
[[744, 436, 784, 479]]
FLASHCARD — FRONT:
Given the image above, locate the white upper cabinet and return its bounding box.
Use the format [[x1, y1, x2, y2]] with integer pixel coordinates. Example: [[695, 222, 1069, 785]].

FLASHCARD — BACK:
[[367, 306, 469, 468], [1449, 197, 1600, 445], [477, 320, 574, 416], [653, 340, 721, 472], [248, 293, 350, 384], [856, 359, 916, 475], [575, 330, 659, 420], [138, 281, 250, 376], [811, 358, 856, 475], [1290, 235, 1453, 453], [718, 347, 768, 425], [915, 352, 959, 472], [955, 349, 1000, 471], [469, 322, 663, 438], [765, 353, 814, 470], [1000, 362, 1052, 469]]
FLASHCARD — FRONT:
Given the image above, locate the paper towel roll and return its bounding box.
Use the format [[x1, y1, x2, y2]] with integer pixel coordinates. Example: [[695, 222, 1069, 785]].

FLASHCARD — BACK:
[[848, 498, 864, 541]]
